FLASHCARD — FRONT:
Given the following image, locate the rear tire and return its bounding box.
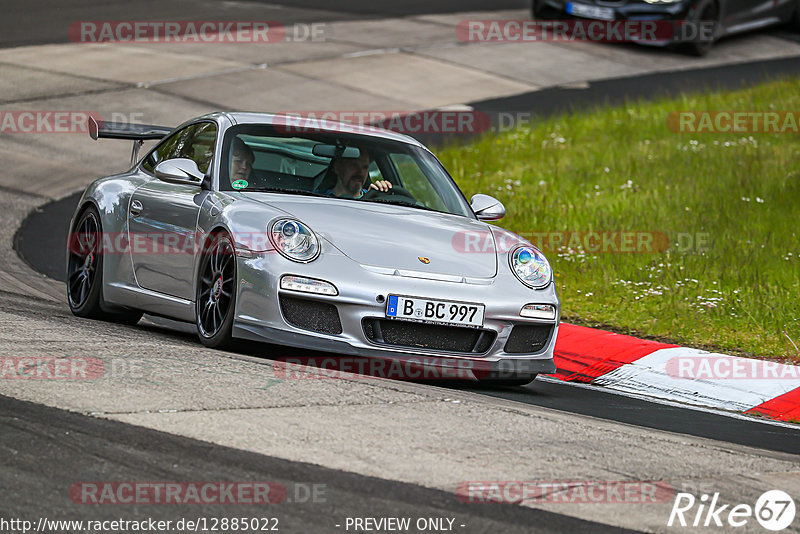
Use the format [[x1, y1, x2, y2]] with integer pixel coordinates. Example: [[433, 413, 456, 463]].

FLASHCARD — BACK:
[[196, 232, 237, 350], [679, 0, 719, 56], [67, 205, 142, 324]]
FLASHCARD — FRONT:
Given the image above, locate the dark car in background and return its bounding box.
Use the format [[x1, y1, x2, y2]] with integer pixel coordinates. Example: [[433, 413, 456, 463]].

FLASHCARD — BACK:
[[532, 0, 800, 55]]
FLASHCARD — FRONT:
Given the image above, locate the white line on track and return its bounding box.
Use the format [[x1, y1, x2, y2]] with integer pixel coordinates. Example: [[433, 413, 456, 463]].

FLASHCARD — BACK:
[[536, 375, 800, 430]]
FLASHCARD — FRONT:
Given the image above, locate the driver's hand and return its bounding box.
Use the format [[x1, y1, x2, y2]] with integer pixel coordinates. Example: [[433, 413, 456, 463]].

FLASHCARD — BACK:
[[368, 180, 393, 192]]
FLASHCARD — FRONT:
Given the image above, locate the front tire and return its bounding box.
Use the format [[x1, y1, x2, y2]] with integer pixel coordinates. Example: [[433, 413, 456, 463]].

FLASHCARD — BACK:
[[67, 205, 142, 324], [530, 0, 540, 19], [196, 232, 237, 349], [791, 0, 800, 30], [478, 375, 538, 387], [530, 0, 555, 20]]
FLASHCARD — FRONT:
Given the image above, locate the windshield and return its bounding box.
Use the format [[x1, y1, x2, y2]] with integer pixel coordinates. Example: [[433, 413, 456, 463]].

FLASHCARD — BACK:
[[219, 125, 473, 218]]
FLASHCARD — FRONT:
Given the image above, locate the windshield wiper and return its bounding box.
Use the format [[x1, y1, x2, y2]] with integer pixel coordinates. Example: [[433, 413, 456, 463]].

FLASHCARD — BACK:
[[362, 198, 440, 213]]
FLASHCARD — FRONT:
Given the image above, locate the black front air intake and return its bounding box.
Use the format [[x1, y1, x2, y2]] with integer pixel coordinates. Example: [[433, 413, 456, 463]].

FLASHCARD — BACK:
[[279, 295, 342, 335], [362, 318, 496, 354], [504, 324, 554, 354]]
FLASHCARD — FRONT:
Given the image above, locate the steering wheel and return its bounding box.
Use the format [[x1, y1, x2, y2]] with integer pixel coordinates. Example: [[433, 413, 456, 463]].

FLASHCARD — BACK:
[[362, 185, 417, 204]]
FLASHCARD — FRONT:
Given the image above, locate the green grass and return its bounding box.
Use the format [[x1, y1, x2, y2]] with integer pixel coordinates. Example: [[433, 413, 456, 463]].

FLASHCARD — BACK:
[[436, 78, 800, 362]]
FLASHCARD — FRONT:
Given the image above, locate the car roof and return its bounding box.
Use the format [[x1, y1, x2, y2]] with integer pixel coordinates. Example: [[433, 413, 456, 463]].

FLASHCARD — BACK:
[[200, 111, 427, 148]]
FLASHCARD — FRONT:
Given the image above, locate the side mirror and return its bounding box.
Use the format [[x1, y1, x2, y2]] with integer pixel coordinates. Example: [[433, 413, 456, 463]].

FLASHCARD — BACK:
[[154, 158, 204, 185], [471, 194, 506, 221]]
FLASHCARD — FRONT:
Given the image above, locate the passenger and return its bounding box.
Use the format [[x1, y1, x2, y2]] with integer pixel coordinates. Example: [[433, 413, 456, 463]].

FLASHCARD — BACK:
[[230, 137, 255, 183]]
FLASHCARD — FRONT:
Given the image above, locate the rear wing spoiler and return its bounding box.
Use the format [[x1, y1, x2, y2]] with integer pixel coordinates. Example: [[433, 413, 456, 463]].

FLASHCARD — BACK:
[[88, 116, 173, 166]]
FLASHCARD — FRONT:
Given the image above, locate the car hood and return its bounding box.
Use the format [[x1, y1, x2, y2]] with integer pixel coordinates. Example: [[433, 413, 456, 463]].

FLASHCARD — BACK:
[[240, 194, 498, 278]]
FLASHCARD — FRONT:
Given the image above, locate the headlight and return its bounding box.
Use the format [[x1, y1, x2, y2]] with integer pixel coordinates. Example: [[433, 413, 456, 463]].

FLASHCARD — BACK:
[[269, 218, 319, 262], [510, 246, 552, 289]]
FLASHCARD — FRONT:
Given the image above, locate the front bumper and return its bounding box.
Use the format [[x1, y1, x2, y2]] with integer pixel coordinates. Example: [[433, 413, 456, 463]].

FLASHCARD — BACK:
[[537, 0, 694, 21], [233, 321, 557, 379], [536, 0, 699, 46], [232, 244, 559, 379]]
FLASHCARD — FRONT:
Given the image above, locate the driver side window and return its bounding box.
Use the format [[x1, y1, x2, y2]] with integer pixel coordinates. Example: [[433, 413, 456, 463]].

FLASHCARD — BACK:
[[142, 122, 217, 174]]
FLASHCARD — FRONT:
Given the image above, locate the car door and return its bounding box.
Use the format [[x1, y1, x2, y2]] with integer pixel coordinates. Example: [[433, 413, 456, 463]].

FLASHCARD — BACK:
[[128, 122, 217, 300]]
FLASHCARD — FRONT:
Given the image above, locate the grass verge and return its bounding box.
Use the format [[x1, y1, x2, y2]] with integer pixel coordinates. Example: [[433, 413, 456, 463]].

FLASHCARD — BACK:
[[436, 77, 800, 363]]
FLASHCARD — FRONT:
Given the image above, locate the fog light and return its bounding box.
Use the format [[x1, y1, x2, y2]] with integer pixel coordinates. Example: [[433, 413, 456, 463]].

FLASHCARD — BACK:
[[280, 275, 338, 296], [520, 304, 556, 320]]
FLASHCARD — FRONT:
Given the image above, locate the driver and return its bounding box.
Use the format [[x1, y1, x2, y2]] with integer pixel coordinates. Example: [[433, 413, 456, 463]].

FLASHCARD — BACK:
[[326, 147, 392, 199]]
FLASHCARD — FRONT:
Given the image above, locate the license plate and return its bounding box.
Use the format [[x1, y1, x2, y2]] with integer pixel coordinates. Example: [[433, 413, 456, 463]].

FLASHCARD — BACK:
[[566, 2, 615, 21], [386, 295, 485, 328]]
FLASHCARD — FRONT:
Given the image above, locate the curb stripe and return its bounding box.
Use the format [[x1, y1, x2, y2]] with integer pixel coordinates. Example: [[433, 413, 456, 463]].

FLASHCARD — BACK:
[[553, 324, 678, 382], [746, 387, 800, 422], [552, 323, 800, 423], [593, 347, 800, 412]]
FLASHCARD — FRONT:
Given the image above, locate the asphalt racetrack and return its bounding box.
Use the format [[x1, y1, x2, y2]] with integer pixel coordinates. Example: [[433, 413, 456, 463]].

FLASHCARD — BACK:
[[4, 1, 800, 532]]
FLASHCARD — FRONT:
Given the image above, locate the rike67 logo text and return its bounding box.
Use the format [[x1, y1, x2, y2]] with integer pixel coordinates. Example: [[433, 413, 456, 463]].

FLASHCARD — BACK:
[[668, 490, 795, 531]]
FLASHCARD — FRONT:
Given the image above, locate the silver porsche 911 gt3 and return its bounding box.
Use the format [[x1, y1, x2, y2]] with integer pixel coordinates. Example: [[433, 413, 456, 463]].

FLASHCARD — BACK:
[[67, 112, 559, 385]]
